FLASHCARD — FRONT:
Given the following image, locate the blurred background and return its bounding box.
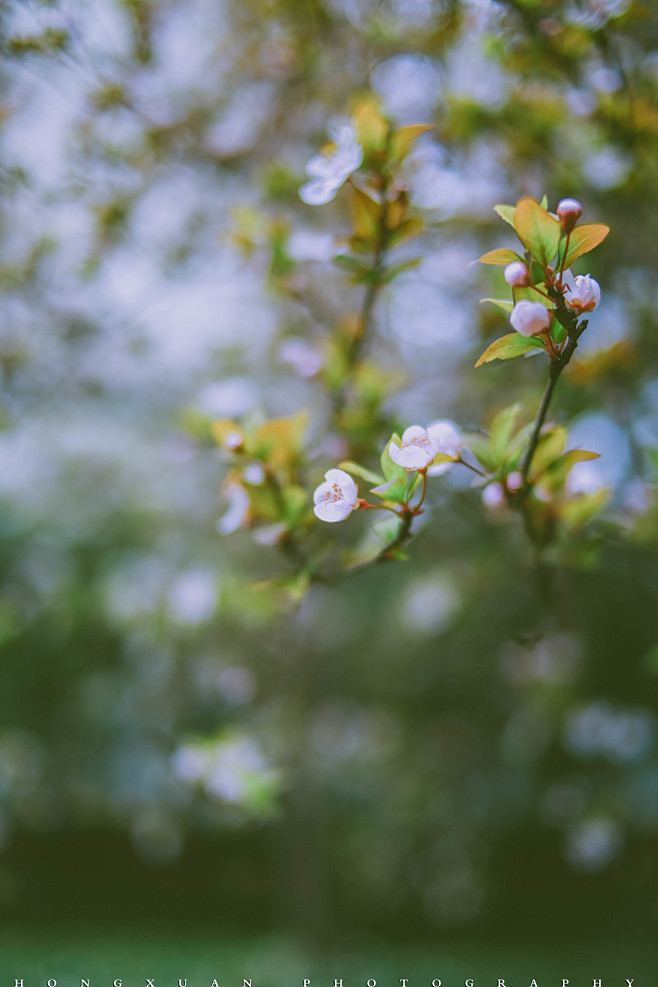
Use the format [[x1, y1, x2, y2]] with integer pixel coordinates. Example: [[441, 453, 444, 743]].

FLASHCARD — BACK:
[[1, 0, 658, 973]]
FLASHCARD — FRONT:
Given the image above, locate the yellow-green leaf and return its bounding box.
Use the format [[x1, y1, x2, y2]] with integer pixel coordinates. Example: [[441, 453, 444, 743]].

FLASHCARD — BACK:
[[480, 298, 514, 313], [390, 124, 434, 160], [387, 216, 424, 247], [558, 223, 610, 267], [529, 427, 566, 479], [560, 489, 608, 527], [489, 403, 522, 461], [475, 333, 545, 367], [494, 204, 516, 227], [350, 185, 381, 242], [514, 197, 561, 265], [339, 461, 383, 485], [353, 102, 388, 153], [477, 247, 523, 266], [512, 284, 553, 309], [542, 449, 600, 490]]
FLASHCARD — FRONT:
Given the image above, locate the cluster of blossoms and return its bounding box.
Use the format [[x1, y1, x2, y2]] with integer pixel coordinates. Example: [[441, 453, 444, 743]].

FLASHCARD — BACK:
[[215, 114, 610, 580], [503, 200, 601, 339], [308, 193, 609, 541], [313, 421, 462, 523]]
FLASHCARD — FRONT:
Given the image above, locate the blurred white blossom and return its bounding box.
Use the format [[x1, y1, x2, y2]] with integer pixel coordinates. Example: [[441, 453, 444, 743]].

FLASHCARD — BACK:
[[299, 125, 363, 205]]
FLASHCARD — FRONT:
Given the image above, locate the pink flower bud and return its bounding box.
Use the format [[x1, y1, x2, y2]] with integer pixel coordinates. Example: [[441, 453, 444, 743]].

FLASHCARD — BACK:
[[510, 300, 551, 337], [482, 483, 505, 509], [504, 261, 530, 287], [557, 198, 582, 233], [224, 431, 244, 451]]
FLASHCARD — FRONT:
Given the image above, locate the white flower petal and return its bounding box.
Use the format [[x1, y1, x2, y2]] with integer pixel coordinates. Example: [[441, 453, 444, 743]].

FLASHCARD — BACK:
[[305, 153, 335, 180], [325, 468, 357, 506], [561, 270, 577, 294], [299, 179, 338, 206], [426, 461, 453, 477], [313, 481, 333, 505], [370, 479, 395, 494], [217, 484, 249, 534], [314, 500, 354, 522], [390, 442, 430, 469], [427, 420, 462, 457], [400, 425, 427, 444]]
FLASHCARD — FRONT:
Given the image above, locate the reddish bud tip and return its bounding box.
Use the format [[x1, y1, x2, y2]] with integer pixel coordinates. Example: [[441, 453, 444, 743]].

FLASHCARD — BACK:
[[557, 197, 582, 232]]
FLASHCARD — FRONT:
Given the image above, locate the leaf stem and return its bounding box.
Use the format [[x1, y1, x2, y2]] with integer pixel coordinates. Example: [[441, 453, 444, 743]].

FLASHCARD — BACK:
[[414, 470, 428, 511], [558, 231, 571, 286], [458, 456, 486, 478]]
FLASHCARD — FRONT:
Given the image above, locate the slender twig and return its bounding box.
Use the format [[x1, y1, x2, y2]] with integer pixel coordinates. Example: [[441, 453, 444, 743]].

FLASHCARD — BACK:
[[558, 231, 571, 286], [521, 360, 562, 484], [375, 508, 414, 562], [521, 320, 588, 486], [458, 456, 486, 478]]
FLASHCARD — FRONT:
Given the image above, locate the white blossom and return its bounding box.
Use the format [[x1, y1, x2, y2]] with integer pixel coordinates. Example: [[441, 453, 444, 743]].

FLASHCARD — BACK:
[[510, 299, 551, 337], [313, 468, 359, 522], [299, 125, 364, 206], [504, 261, 529, 287], [217, 483, 249, 534], [389, 425, 441, 471], [279, 337, 324, 377], [561, 271, 601, 313], [426, 420, 462, 476]]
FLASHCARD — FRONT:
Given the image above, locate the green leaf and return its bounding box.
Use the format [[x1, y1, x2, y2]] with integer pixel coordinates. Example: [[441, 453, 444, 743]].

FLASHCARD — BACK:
[[467, 435, 496, 473], [477, 247, 523, 266], [514, 197, 561, 265], [372, 516, 402, 544], [480, 298, 514, 313], [540, 194, 548, 210], [512, 284, 553, 309], [370, 477, 407, 504], [334, 254, 370, 274], [529, 427, 567, 479], [489, 403, 521, 462], [381, 435, 408, 483], [339, 461, 383, 485], [475, 333, 546, 368], [282, 486, 309, 525], [504, 422, 535, 469], [494, 204, 516, 227], [552, 321, 567, 346], [557, 223, 610, 267], [380, 257, 422, 283]]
